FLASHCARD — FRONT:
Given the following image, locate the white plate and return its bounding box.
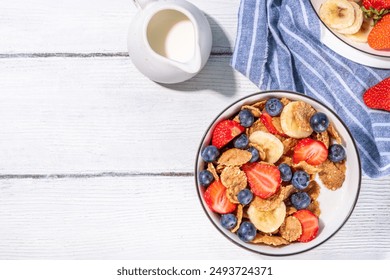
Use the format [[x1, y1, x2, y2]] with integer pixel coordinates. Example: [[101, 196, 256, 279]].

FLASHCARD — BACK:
[[310, 0, 390, 69], [195, 91, 361, 256]]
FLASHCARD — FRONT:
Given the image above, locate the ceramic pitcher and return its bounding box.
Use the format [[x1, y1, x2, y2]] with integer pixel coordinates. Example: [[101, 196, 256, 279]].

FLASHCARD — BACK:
[[128, 0, 212, 84]]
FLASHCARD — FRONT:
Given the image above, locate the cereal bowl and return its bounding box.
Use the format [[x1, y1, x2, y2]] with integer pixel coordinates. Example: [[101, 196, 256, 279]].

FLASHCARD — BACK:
[[195, 91, 361, 256]]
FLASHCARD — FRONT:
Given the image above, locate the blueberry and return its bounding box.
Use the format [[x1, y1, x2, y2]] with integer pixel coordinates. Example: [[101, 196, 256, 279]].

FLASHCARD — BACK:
[[198, 170, 214, 187], [220, 214, 237, 230], [310, 112, 329, 133], [237, 221, 257, 242], [265, 98, 283, 116], [292, 170, 310, 190], [328, 144, 346, 163], [278, 163, 292, 182], [201, 145, 220, 162], [237, 189, 253, 205], [290, 192, 311, 210], [239, 109, 254, 128], [234, 134, 249, 149], [247, 146, 260, 163]]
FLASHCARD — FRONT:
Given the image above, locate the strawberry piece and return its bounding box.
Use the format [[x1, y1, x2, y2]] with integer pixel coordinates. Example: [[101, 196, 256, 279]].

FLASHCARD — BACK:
[[293, 138, 328, 166], [362, 0, 390, 22], [293, 210, 319, 242], [363, 0, 390, 10], [211, 120, 245, 149], [204, 181, 237, 214], [368, 14, 390, 50], [260, 112, 286, 136], [242, 162, 281, 199], [363, 76, 390, 112]]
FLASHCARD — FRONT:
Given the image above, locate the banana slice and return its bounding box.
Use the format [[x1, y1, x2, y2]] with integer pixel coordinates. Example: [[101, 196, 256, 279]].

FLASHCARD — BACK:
[[248, 131, 283, 163], [319, 0, 355, 30], [335, 2, 363, 35], [247, 201, 286, 233], [280, 101, 315, 139], [345, 18, 373, 43]]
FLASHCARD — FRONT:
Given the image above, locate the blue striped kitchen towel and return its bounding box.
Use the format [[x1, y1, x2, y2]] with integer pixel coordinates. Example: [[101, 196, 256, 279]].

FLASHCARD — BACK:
[[231, 0, 390, 178]]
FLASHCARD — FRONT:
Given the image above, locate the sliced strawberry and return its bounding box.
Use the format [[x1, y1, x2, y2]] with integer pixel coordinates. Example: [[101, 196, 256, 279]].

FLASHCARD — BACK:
[[293, 209, 319, 242], [363, 76, 390, 112], [211, 120, 245, 149], [204, 180, 237, 214], [293, 138, 328, 166], [260, 113, 286, 136], [242, 162, 281, 199]]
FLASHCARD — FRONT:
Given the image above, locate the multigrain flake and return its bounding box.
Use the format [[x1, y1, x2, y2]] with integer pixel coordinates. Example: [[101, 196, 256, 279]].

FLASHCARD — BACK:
[[252, 100, 267, 110], [246, 119, 268, 136], [279, 216, 302, 242], [319, 160, 346, 190], [328, 123, 342, 144], [231, 204, 243, 233], [286, 206, 297, 216], [250, 185, 294, 212], [307, 201, 321, 217], [306, 180, 321, 200], [293, 161, 323, 174], [293, 101, 316, 133], [207, 163, 219, 181], [251, 234, 290, 246], [282, 138, 298, 155], [249, 143, 266, 161], [272, 117, 285, 135], [241, 105, 262, 118], [315, 131, 330, 148], [221, 166, 247, 204], [217, 148, 252, 166]]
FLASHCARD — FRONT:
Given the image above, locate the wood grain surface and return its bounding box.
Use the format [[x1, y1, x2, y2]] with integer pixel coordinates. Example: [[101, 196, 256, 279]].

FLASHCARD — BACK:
[[0, 0, 388, 259]]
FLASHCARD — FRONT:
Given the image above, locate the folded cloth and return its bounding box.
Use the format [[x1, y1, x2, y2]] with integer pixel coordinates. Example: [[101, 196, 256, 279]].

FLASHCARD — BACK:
[[231, 0, 390, 178]]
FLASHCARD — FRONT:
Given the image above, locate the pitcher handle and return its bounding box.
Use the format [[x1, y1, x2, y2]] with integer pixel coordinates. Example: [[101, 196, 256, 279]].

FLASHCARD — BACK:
[[132, 0, 155, 9]]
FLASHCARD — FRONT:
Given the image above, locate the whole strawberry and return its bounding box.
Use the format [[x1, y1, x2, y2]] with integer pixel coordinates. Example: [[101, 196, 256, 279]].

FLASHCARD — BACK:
[[362, 0, 390, 22], [368, 14, 390, 50], [363, 77, 390, 112]]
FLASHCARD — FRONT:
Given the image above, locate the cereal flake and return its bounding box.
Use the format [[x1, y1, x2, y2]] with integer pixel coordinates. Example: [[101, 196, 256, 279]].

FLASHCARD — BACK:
[[307, 201, 321, 217], [242, 105, 262, 118], [231, 204, 243, 233], [306, 180, 321, 200], [279, 216, 302, 242], [315, 131, 330, 148], [221, 166, 247, 203], [319, 160, 345, 190], [293, 101, 316, 133], [282, 138, 298, 155], [327, 123, 342, 144], [293, 161, 323, 174], [250, 185, 294, 212], [251, 234, 290, 246], [218, 148, 252, 166], [207, 163, 219, 181]]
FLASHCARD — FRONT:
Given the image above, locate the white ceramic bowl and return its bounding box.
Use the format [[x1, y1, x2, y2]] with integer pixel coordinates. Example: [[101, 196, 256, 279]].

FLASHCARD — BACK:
[[195, 91, 361, 256], [309, 0, 390, 69]]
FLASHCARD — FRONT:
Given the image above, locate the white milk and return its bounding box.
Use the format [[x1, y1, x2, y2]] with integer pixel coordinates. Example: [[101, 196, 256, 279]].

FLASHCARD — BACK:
[[147, 10, 195, 63]]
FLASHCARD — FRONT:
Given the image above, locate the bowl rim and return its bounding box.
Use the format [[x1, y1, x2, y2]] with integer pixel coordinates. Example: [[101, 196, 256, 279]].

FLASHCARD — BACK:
[[194, 90, 362, 257], [308, 0, 390, 60]]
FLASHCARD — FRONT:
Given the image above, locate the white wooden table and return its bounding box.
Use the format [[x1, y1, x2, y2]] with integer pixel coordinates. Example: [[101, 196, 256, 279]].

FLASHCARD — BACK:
[[0, 0, 389, 260]]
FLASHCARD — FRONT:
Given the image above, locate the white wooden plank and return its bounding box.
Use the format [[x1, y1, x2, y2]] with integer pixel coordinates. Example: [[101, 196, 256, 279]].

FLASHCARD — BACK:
[[0, 176, 388, 259], [0, 0, 238, 54], [0, 56, 258, 174]]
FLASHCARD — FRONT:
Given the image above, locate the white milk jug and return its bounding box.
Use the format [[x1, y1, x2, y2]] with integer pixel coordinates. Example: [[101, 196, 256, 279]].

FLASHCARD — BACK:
[[128, 0, 212, 84]]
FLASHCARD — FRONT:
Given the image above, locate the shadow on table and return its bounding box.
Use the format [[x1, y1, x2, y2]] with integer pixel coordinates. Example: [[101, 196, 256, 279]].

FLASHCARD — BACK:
[[160, 14, 237, 97]]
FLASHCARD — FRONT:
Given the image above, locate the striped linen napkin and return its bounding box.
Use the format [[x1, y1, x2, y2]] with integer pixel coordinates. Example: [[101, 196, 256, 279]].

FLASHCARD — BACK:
[[231, 0, 390, 178]]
